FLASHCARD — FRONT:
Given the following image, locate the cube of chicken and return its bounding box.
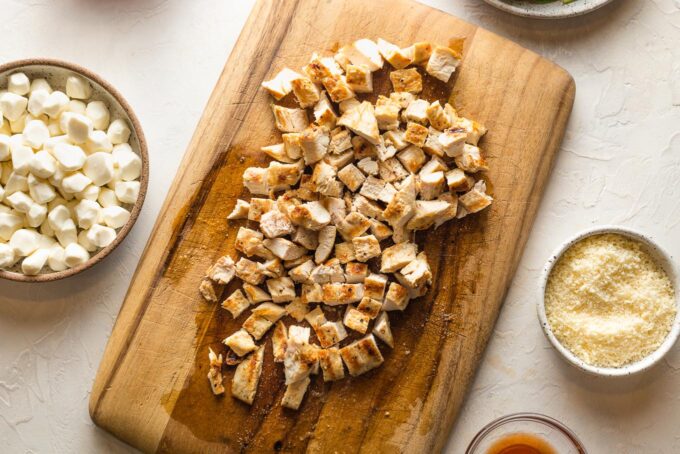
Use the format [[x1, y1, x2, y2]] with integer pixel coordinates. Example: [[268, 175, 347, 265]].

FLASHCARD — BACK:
[[259, 209, 295, 238], [199, 278, 218, 302], [403, 99, 429, 125], [242, 313, 274, 341], [301, 283, 323, 303], [340, 334, 384, 377], [236, 227, 273, 259], [222, 289, 251, 318], [281, 376, 310, 410], [375, 137, 398, 161], [248, 198, 275, 222], [459, 180, 493, 214], [340, 39, 384, 71], [454, 144, 488, 173], [426, 101, 452, 131], [289, 259, 315, 284], [321, 196, 347, 224], [334, 241, 356, 264], [337, 163, 366, 192], [328, 128, 353, 154], [404, 122, 428, 148], [343, 306, 370, 334], [360, 176, 395, 204], [434, 192, 459, 228], [368, 218, 393, 241], [316, 321, 348, 348], [345, 262, 368, 283], [345, 64, 373, 93], [261, 67, 303, 100], [304, 52, 343, 83], [422, 128, 444, 157], [314, 225, 336, 264], [352, 135, 377, 160], [284, 332, 319, 384], [227, 199, 250, 220], [406, 199, 452, 230], [282, 132, 303, 160], [267, 161, 304, 192], [311, 261, 345, 284], [206, 255, 235, 285], [446, 168, 474, 193], [339, 97, 361, 114], [373, 312, 394, 348], [353, 194, 384, 220], [352, 235, 381, 262], [322, 283, 364, 305], [381, 242, 417, 273], [397, 145, 426, 173], [259, 258, 285, 279], [383, 129, 408, 151], [291, 76, 320, 108], [374, 102, 401, 131], [406, 41, 432, 65], [300, 124, 330, 165], [235, 257, 265, 285], [207, 348, 224, 395], [338, 101, 380, 145], [242, 166, 269, 195], [322, 74, 355, 103], [264, 238, 307, 261], [292, 227, 318, 250], [266, 276, 296, 303], [357, 157, 379, 176], [439, 128, 467, 157], [311, 160, 339, 196], [382, 282, 410, 311], [426, 45, 461, 83], [363, 273, 387, 301], [379, 158, 409, 183], [261, 143, 295, 163], [285, 298, 310, 322], [337, 211, 371, 241], [318, 347, 345, 381], [314, 92, 338, 130], [324, 150, 354, 171], [223, 329, 257, 357], [289, 201, 331, 231], [377, 38, 413, 69], [383, 175, 416, 231], [451, 116, 487, 146], [232, 346, 264, 405], [418, 171, 445, 200], [398, 251, 433, 291], [357, 296, 383, 319], [390, 68, 422, 94], [251, 302, 287, 322], [272, 105, 309, 132], [272, 320, 288, 362]]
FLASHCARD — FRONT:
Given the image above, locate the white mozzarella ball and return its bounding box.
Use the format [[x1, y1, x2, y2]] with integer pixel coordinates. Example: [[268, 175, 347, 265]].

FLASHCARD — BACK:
[[55, 218, 77, 247], [107, 119, 131, 144], [0, 134, 9, 161], [9, 114, 27, 133], [30, 79, 52, 94], [29, 150, 57, 179], [26, 203, 47, 228], [67, 100, 86, 114], [86, 101, 110, 131], [74, 199, 101, 229], [112, 144, 141, 181], [77, 229, 96, 252], [61, 172, 92, 194], [97, 187, 119, 208], [6, 191, 33, 213], [86, 224, 116, 248], [8, 73, 30, 95], [10, 145, 34, 175], [43, 135, 69, 154], [42, 91, 69, 118], [47, 244, 67, 271], [85, 130, 112, 153], [22, 120, 50, 149], [40, 218, 54, 237], [47, 196, 66, 212], [5, 172, 28, 194], [75, 184, 99, 201], [102, 205, 130, 229], [0, 242, 17, 268], [64, 113, 93, 144], [47, 118, 62, 136], [22, 248, 49, 275], [47, 204, 71, 231], [27, 89, 49, 117], [57, 187, 75, 201], [0, 92, 28, 121], [27, 174, 56, 205], [53, 143, 86, 171], [65, 76, 92, 100], [106, 166, 121, 190], [0, 211, 23, 241], [114, 181, 140, 204], [64, 242, 89, 267], [10, 228, 41, 256], [83, 152, 114, 186]]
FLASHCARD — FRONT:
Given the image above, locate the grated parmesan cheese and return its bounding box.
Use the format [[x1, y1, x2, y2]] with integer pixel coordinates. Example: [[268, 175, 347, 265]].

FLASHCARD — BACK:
[[545, 233, 676, 368]]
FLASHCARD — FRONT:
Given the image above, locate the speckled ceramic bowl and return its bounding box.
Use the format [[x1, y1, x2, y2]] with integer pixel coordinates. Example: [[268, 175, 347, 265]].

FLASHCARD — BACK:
[[538, 226, 680, 376], [483, 0, 616, 19], [0, 58, 148, 283]]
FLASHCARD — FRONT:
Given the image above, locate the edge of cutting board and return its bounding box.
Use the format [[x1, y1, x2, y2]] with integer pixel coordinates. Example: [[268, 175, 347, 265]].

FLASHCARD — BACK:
[[89, 0, 575, 452]]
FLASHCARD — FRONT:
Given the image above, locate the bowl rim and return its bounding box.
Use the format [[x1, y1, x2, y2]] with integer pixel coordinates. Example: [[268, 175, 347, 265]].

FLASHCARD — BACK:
[[0, 58, 149, 283], [466, 412, 587, 453], [482, 0, 616, 19], [537, 225, 680, 377]]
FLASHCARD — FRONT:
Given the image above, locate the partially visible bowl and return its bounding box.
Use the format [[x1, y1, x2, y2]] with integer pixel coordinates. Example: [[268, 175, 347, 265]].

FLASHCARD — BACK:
[[538, 225, 680, 376], [0, 58, 148, 283], [482, 0, 616, 19]]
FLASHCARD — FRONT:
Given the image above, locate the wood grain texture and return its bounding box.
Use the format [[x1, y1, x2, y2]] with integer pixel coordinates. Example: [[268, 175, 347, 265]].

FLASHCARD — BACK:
[[89, 0, 575, 452]]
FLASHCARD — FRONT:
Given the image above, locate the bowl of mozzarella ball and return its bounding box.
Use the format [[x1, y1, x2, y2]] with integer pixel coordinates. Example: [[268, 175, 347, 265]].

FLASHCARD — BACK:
[[0, 59, 148, 282]]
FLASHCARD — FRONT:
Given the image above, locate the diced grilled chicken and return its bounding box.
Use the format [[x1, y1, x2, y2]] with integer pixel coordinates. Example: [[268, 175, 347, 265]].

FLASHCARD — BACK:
[[242, 313, 274, 340], [291, 76, 321, 108], [285, 298, 310, 322], [252, 302, 287, 322], [235, 227, 273, 260], [352, 235, 381, 262], [235, 257, 265, 285], [345, 64, 373, 93], [406, 199, 452, 230], [445, 168, 474, 193], [247, 198, 275, 222], [374, 102, 401, 131], [288, 259, 315, 284], [321, 196, 347, 225], [375, 137, 398, 161], [267, 161, 304, 192], [272, 320, 288, 363], [263, 238, 307, 261], [454, 144, 488, 173], [381, 242, 417, 273], [314, 225, 336, 263], [334, 242, 356, 264], [289, 201, 331, 231], [304, 52, 343, 83], [336, 211, 372, 241], [404, 122, 428, 147], [261, 143, 295, 163], [406, 41, 432, 65], [265, 276, 296, 303], [272, 105, 309, 133], [314, 92, 338, 130], [368, 218, 393, 241], [439, 129, 467, 157], [232, 346, 264, 405], [227, 199, 250, 220], [403, 99, 429, 125], [357, 157, 379, 176], [426, 101, 452, 131], [382, 281, 410, 311], [338, 101, 380, 145], [242, 166, 269, 195], [389, 68, 422, 94], [222, 289, 251, 318], [397, 145, 426, 173], [322, 74, 356, 103], [282, 132, 303, 160], [259, 209, 295, 239], [373, 312, 394, 348], [284, 330, 319, 385], [223, 329, 257, 357], [378, 158, 409, 183], [353, 194, 384, 220], [422, 128, 444, 157], [339, 97, 361, 114], [337, 163, 366, 192], [242, 283, 272, 304], [383, 175, 416, 232], [207, 348, 225, 395], [459, 180, 493, 214], [360, 176, 396, 203], [398, 251, 432, 291], [315, 321, 348, 348], [340, 334, 384, 377], [343, 306, 370, 334], [261, 67, 303, 100], [383, 129, 408, 151], [300, 124, 330, 165], [425, 45, 461, 83], [418, 170, 445, 200], [328, 128, 353, 154], [377, 38, 413, 69], [357, 296, 383, 319], [322, 283, 364, 305], [434, 192, 458, 228], [339, 39, 384, 71], [310, 261, 345, 284], [344, 262, 368, 283], [292, 227, 319, 250], [281, 376, 310, 410], [199, 278, 219, 302], [451, 116, 487, 146], [318, 347, 345, 381], [206, 255, 235, 285]]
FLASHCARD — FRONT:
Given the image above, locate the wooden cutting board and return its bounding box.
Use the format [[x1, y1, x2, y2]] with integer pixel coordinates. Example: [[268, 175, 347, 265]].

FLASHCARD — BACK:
[[89, 0, 575, 452]]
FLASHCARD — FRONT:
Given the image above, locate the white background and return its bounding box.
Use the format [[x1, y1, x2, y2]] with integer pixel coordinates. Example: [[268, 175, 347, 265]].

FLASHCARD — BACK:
[[1, 0, 679, 452]]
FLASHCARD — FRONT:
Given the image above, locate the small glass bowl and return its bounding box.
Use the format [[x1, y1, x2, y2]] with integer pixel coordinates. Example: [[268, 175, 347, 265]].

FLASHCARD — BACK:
[[466, 413, 587, 453]]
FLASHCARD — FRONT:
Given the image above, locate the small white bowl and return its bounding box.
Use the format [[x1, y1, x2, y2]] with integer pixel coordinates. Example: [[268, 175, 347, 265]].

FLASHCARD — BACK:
[[538, 225, 680, 376]]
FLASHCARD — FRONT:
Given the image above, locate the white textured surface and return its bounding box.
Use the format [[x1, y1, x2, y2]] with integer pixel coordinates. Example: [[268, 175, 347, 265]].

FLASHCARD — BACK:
[[0, 0, 678, 452]]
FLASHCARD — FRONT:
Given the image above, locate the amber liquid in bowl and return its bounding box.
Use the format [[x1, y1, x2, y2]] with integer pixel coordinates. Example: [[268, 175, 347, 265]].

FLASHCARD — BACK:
[[487, 433, 557, 454]]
